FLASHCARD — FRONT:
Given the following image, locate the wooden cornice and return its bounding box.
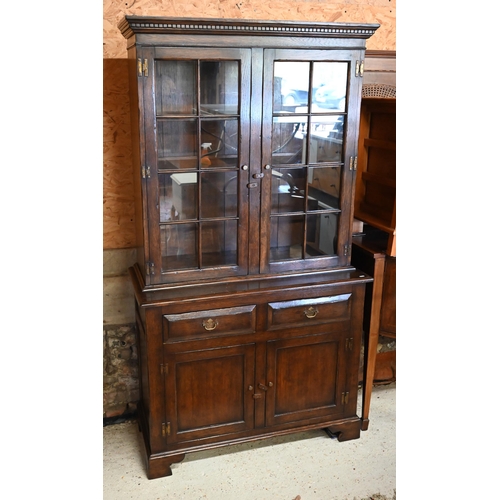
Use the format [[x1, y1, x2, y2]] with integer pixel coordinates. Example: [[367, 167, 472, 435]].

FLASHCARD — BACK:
[[119, 16, 379, 40]]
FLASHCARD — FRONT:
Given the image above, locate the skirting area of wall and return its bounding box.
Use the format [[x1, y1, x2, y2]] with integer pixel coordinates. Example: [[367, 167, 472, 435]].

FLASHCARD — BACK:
[[103, 248, 139, 418], [103, 323, 139, 419]]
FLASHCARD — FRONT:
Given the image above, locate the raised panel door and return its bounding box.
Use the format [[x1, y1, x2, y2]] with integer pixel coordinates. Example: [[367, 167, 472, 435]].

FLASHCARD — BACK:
[[163, 343, 256, 444], [264, 331, 348, 427]]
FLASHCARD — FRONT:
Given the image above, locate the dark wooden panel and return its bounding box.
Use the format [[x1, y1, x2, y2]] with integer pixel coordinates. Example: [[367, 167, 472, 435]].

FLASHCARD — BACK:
[[265, 332, 346, 426], [166, 343, 255, 442], [380, 257, 396, 336], [267, 294, 352, 330], [163, 305, 256, 341]]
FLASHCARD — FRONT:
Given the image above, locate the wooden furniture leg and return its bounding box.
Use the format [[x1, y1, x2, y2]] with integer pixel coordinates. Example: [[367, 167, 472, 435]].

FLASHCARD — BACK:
[[358, 249, 386, 431]]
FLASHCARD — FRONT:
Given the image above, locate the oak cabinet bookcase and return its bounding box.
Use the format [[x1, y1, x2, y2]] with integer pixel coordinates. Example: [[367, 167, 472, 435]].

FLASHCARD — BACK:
[[119, 16, 379, 479]]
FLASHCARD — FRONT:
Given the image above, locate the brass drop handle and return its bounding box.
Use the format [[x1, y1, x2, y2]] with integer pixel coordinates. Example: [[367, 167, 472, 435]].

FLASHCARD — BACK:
[[202, 318, 218, 331], [304, 306, 319, 319]]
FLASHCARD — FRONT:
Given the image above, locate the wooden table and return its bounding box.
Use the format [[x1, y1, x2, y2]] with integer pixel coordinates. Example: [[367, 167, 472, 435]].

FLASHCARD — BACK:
[[352, 232, 396, 431]]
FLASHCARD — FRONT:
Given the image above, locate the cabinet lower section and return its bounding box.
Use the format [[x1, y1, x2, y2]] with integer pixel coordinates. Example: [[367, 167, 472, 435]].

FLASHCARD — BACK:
[[131, 268, 370, 479], [140, 407, 362, 479]]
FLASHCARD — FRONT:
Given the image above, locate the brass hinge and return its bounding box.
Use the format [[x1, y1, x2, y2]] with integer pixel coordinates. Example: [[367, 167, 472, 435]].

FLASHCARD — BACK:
[[341, 392, 350, 405], [355, 60, 364, 77], [343, 244, 351, 257], [138, 58, 149, 77], [345, 338, 354, 351], [162, 422, 170, 437], [161, 363, 168, 376], [349, 156, 358, 171], [141, 166, 151, 179], [146, 262, 155, 275]]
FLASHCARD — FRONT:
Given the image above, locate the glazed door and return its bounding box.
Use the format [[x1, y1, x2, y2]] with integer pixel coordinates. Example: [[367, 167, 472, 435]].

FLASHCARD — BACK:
[[259, 49, 364, 274], [142, 47, 251, 285]]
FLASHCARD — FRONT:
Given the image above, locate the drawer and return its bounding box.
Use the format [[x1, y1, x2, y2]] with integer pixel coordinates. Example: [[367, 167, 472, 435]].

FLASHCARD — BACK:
[[267, 293, 352, 330], [163, 305, 256, 342]]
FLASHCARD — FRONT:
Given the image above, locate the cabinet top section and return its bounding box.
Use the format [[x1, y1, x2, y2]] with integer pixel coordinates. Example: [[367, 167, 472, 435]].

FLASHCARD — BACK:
[[119, 16, 379, 41]]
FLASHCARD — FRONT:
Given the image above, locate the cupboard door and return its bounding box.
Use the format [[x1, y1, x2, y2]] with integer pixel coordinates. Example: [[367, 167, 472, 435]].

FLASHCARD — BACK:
[[264, 331, 349, 427], [260, 49, 364, 274], [164, 343, 255, 444], [143, 47, 251, 285]]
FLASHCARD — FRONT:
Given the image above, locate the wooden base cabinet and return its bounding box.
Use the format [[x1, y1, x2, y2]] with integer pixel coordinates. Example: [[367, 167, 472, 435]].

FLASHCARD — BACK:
[[131, 266, 370, 479], [120, 17, 379, 479]]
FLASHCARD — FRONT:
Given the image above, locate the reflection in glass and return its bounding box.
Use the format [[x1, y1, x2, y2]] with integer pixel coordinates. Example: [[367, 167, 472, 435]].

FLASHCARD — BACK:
[[269, 215, 304, 261], [201, 220, 237, 267], [273, 62, 310, 112], [271, 168, 305, 213], [157, 120, 198, 169], [271, 117, 305, 165], [307, 166, 341, 207], [312, 62, 348, 111], [308, 117, 343, 164], [161, 223, 198, 271], [155, 61, 196, 115], [200, 119, 239, 168], [200, 171, 238, 218], [305, 213, 338, 257], [200, 61, 239, 115], [160, 173, 199, 222]]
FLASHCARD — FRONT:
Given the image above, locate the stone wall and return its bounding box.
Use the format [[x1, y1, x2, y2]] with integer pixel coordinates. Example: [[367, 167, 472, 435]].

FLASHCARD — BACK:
[[103, 323, 139, 419], [103, 248, 138, 418]]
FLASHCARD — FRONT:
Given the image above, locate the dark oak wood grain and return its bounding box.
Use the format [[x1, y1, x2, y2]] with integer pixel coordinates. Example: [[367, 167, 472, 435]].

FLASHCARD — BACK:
[[121, 16, 378, 479]]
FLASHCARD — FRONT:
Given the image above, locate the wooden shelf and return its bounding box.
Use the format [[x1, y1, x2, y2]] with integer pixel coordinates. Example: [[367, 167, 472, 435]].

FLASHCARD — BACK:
[[354, 97, 396, 256]]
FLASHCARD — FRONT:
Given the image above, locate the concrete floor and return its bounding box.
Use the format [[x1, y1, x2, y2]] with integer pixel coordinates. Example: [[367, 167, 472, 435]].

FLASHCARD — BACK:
[[103, 383, 395, 500]]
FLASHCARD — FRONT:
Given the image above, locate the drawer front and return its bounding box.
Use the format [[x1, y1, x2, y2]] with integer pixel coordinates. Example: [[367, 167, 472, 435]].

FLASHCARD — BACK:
[[163, 305, 256, 342], [267, 293, 352, 330]]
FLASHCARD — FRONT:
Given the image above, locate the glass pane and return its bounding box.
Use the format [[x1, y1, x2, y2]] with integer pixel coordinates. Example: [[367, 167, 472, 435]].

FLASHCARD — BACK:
[[273, 62, 310, 112], [157, 119, 198, 170], [169, 172, 198, 220], [155, 61, 196, 115], [307, 167, 341, 209], [200, 171, 238, 218], [269, 215, 304, 261], [201, 220, 238, 267], [271, 168, 306, 213], [200, 119, 239, 168], [161, 223, 198, 271], [312, 62, 348, 111], [159, 174, 174, 222], [308, 117, 343, 163], [306, 213, 339, 258], [271, 116, 306, 165], [200, 61, 239, 115]]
